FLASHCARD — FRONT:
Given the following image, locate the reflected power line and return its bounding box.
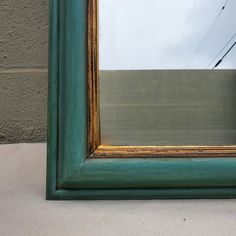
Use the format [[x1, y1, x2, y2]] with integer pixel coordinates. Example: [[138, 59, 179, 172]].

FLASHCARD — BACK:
[[206, 33, 236, 68], [186, 0, 229, 67], [213, 41, 236, 69], [171, 0, 198, 67]]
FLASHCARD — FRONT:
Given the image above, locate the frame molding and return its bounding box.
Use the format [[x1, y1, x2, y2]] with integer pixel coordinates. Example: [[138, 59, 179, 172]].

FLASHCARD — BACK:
[[47, 0, 236, 200]]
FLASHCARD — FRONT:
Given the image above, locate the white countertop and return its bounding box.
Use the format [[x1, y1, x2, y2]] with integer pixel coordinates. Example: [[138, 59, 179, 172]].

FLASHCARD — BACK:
[[1, 143, 236, 236]]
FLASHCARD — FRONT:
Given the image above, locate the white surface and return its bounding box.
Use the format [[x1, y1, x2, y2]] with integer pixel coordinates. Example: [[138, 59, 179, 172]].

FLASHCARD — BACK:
[[1, 144, 236, 236]]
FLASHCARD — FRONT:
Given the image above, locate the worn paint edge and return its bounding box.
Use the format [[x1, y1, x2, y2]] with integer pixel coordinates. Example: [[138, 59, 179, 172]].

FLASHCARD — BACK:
[[46, 0, 59, 200]]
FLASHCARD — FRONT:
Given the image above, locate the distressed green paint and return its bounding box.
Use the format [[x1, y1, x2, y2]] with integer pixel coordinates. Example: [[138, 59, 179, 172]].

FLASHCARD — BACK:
[[47, 0, 236, 200], [51, 188, 236, 200], [57, 0, 88, 185], [61, 158, 236, 189], [47, 0, 59, 199]]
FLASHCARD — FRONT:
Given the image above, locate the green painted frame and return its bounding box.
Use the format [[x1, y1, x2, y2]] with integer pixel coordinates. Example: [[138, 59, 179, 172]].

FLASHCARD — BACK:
[[47, 0, 236, 200]]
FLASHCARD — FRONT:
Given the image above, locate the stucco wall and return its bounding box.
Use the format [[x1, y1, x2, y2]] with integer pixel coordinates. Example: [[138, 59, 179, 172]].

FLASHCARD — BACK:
[[0, 0, 48, 143], [1, 0, 235, 145]]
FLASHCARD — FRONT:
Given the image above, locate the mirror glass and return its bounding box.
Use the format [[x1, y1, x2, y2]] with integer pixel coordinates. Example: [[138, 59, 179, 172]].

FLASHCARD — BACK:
[[99, 0, 236, 146]]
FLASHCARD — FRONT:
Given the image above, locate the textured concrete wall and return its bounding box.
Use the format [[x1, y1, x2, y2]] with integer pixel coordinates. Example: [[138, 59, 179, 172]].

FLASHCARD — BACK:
[[0, 0, 48, 143]]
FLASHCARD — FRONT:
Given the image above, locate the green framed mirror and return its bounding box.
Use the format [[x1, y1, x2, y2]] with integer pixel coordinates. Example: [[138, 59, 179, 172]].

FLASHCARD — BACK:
[[47, 0, 236, 200]]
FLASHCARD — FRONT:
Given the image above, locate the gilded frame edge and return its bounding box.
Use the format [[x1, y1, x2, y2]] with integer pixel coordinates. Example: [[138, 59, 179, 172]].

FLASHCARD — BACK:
[[46, 0, 236, 200]]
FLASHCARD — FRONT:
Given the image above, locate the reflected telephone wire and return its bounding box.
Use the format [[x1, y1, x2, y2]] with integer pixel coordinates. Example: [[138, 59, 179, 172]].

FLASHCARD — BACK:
[[213, 41, 236, 69], [171, 0, 198, 67], [186, 0, 229, 67], [206, 33, 236, 68]]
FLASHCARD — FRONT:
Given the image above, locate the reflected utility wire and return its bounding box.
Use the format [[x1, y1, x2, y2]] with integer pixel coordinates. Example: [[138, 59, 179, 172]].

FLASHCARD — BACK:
[[206, 33, 236, 68], [186, 0, 229, 67], [213, 41, 236, 69], [171, 0, 198, 67]]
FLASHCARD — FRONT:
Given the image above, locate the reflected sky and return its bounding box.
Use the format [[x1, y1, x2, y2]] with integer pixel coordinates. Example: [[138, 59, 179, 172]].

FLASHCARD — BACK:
[[99, 0, 236, 69]]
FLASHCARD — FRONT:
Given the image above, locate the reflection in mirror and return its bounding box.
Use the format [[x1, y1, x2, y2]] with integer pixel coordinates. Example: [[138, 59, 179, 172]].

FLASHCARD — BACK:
[[99, 0, 236, 146]]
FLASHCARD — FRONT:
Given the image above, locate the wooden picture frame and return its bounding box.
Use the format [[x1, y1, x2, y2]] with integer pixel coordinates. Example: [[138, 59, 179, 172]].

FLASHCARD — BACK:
[[47, 0, 236, 200]]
